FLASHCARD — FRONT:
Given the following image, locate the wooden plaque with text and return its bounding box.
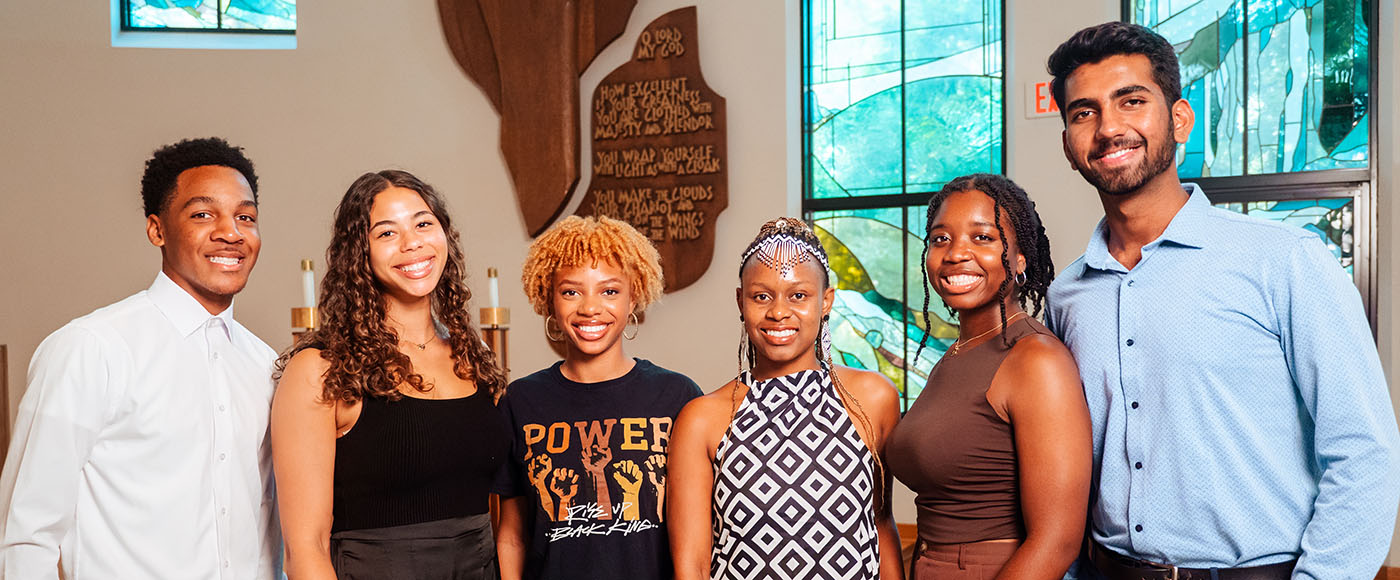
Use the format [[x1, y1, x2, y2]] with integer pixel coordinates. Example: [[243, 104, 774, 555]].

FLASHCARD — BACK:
[[574, 7, 728, 292]]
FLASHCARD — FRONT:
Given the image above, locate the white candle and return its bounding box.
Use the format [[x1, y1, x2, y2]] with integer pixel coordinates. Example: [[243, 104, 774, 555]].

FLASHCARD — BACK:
[[301, 259, 316, 307], [487, 267, 500, 308]]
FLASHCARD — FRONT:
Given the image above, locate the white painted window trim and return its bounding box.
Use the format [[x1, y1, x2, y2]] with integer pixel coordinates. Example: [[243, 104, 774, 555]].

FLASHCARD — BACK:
[[110, 1, 296, 50]]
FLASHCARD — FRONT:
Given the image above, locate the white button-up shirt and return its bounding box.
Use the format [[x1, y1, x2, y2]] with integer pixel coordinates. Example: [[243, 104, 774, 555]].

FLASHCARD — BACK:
[[0, 273, 282, 579]]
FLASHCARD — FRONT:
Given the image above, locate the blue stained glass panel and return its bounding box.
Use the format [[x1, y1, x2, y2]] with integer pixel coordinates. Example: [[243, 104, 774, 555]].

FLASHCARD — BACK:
[[810, 209, 955, 411], [1215, 197, 1354, 273], [807, 0, 904, 197], [1131, 0, 1369, 176], [806, 0, 1003, 197], [125, 0, 296, 32]]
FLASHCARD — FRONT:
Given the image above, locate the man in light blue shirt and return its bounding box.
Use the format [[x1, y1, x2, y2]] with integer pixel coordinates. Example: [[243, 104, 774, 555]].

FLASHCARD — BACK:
[[1044, 22, 1400, 579]]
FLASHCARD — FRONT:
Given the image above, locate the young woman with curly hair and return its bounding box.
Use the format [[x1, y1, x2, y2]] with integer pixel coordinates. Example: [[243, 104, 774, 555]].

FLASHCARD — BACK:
[[668, 217, 904, 580], [271, 170, 508, 580], [885, 174, 1090, 579], [494, 216, 702, 580]]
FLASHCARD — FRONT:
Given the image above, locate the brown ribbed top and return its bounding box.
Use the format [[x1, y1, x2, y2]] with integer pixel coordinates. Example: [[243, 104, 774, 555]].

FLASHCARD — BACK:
[[887, 316, 1050, 544]]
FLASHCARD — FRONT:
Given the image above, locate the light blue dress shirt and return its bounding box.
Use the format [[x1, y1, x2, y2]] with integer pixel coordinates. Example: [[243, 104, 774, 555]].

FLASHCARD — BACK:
[[1046, 184, 1400, 579]]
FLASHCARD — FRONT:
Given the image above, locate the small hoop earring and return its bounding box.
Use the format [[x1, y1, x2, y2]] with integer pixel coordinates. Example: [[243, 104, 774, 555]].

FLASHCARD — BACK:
[[623, 312, 640, 340], [544, 315, 564, 342], [1014, 271, 1027, 286]]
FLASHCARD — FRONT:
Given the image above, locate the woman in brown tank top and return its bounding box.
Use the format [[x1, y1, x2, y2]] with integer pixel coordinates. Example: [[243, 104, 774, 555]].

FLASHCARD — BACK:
[[886, 174, 1091, 579]]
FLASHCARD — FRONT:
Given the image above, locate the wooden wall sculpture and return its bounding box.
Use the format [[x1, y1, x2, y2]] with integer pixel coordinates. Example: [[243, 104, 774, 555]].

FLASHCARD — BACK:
[[574, 7, 727, 292], [438, 0, 637, 236], [439, 4, 727, 292]]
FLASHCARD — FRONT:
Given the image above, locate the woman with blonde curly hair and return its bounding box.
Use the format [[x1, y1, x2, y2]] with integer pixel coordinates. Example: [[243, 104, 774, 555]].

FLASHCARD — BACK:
[[271, 170, 508, 579], [495, 216, 702, 580]]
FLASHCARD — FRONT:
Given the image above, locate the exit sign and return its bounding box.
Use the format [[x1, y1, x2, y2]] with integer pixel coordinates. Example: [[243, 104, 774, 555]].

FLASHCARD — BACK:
[[1026, 81, 1060, 119]]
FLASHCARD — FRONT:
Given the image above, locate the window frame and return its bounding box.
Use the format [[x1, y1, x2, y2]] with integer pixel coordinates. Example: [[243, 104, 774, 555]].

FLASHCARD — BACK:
[[111, 0, 296, 49]]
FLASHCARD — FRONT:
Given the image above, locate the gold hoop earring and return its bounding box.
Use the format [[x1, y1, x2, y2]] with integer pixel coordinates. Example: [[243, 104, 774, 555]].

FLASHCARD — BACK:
[[623, 312, 640, 340], [544, 315, 564, 342]]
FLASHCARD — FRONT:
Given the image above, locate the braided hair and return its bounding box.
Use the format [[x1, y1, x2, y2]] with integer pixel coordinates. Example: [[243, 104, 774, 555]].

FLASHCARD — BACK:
[[732, 217, 885, 510], [914, 174, 1054, 363]]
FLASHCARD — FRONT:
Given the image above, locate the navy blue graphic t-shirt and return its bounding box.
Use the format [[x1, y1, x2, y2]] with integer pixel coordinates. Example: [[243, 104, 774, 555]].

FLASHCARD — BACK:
[[495, 358, 702, 580]]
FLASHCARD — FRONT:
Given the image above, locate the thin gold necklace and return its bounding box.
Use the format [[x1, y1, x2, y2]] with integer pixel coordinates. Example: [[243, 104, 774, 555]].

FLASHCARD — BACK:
[[948, 312, 1028, 355], [401, 333, 436, 350]]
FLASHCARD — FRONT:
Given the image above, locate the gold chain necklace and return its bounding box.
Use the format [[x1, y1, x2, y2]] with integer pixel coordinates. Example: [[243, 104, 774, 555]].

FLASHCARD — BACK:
[[401, 333, 436, 350], [948, 312, 1028, 356]]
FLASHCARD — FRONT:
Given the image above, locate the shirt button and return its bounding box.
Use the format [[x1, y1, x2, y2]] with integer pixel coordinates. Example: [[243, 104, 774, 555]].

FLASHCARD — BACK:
[[218, 404, 227, 412], [224, 561, 231, 568], [1131, 401, 1140, 409], [219, 452, 227, 461], [1135, 524, 1144, 532], [212, 352, 221, 360], [1135, 462, 1143, 469], [1126, 339, 1135, 346], [221, 507, 228, 515]]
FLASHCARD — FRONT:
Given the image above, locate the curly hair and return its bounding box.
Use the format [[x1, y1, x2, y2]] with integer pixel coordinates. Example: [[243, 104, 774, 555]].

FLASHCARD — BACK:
[[1047, 21, 1181, 121], [733, 217, 884, 510], [915, 174, 1055, 362], [275, 170, 505, 403], [141, 137, 259, 216], [520, 216, 664, 317]]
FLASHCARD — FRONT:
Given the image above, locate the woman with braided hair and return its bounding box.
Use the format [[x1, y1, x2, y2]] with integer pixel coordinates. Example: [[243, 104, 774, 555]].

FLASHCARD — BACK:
[[669, 217, 904, 580], [885, 173, 1090, 579]]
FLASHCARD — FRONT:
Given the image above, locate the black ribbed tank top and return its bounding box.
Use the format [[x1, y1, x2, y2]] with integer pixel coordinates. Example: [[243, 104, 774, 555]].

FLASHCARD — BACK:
[[332, 389, 508, 532]]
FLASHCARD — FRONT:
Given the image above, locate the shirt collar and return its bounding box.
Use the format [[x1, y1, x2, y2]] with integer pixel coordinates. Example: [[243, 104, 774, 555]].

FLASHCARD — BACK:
[[1155, 183, 1212, 249], [1077, 183, 1212, 277], [148, 271, 236, 338]]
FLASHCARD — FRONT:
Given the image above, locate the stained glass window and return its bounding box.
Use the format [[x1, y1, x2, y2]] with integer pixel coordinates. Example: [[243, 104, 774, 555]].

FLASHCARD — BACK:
[[803, 0, 1003, 410], [1215, 198, 1354, 273], [810, 209, 957, 405], [1130, 0, 1369, 177], [123, 0, 296, 32], [805, 0, 1003, 198]]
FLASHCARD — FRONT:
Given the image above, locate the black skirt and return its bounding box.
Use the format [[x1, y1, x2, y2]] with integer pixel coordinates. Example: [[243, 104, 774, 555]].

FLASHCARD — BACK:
[[330, 513, 498, 580]]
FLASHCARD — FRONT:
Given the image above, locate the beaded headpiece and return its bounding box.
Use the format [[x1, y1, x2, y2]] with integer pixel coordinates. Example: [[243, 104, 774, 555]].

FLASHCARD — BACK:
[[740, 217, 830, 277]]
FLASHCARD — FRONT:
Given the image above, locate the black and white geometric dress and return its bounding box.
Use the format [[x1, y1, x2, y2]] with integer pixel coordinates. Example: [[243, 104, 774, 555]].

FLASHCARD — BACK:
[[710, 367, 880, 580]]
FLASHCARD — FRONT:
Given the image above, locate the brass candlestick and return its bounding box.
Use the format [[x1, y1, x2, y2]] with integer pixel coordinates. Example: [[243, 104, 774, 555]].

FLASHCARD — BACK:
[[292, 306, 318, 331], [480, 306, 510, 379], [481, 266, 509, 379], [293, 259, 318, 340]]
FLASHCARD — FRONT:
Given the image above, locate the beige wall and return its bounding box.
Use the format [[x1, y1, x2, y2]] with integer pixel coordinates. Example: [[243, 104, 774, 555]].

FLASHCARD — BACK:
[[1, 0, 1396, 565], [0, 0, 795, 404]]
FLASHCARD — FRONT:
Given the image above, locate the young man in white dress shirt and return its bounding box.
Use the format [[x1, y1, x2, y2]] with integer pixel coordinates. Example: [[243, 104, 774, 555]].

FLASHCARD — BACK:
[[0, 137, 282, 579]]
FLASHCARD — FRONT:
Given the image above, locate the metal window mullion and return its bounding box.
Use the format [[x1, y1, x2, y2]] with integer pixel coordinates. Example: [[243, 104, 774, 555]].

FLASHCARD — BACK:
[[801, 0, 813, 206], [1242, 0, 1250, 175], [899, 0, 911, 407]]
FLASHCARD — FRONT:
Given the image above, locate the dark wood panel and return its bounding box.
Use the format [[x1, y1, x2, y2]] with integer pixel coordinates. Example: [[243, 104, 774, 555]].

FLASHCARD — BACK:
[[438, 0, 638, 236], [437, 0, 501, 111]]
